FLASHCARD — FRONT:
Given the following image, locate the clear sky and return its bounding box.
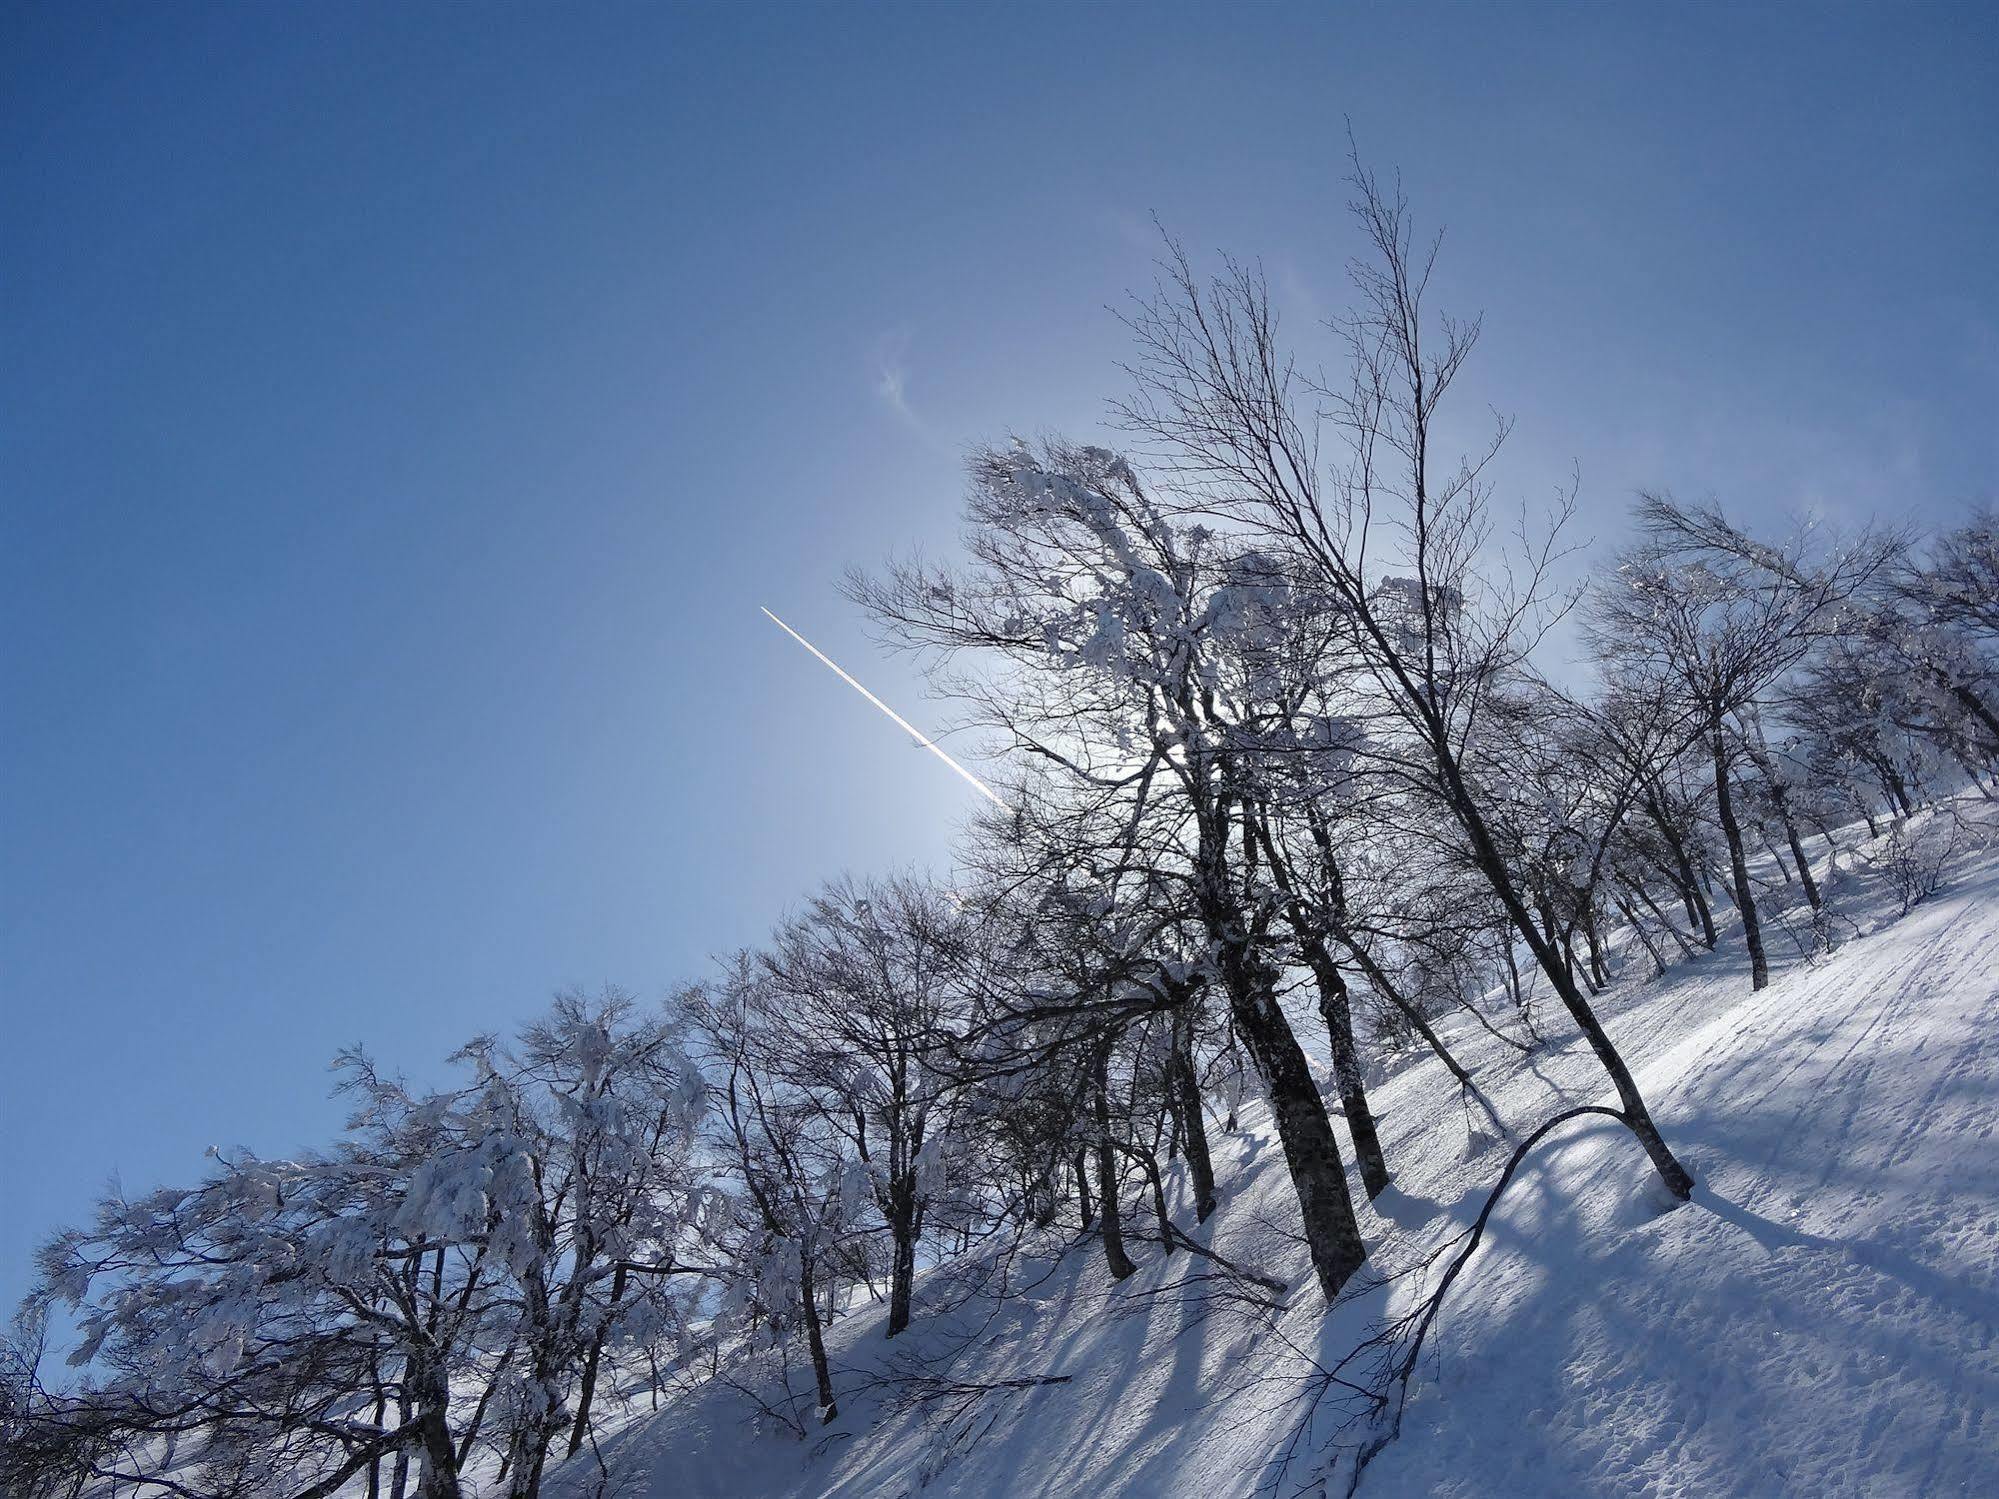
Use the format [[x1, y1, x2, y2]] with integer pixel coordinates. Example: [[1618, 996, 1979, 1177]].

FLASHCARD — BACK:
[[3, 2, 1993, 1308]]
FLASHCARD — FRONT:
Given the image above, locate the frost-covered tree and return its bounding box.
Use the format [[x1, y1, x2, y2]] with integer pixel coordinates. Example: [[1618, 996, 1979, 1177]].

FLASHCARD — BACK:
[[457, 991, 709, 1493], [853, 443, 1371, 1300], [757, 873, 976, 1339], [1882, 509, 1999, 757], [5, 993, 706, 1499], [685, 956, 858, 1425]]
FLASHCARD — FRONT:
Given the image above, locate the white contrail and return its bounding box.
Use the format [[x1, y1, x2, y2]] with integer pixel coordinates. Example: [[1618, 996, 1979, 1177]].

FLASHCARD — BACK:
[[761, 606, 1006, 807]]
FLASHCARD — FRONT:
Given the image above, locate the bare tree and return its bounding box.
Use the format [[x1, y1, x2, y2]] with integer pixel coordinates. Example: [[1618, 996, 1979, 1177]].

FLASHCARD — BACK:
[[1114, 160, 1694, 1199]]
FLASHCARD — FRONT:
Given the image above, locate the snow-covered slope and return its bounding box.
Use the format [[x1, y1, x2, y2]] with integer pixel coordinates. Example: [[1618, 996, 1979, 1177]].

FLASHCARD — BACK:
[[555, 809, 1999, 1499]]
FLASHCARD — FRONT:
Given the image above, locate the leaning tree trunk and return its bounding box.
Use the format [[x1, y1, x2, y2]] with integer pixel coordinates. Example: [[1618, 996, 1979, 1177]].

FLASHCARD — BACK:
[[1302, 940, 1391, 1199], [1743, 719, 1824, 912], [1329, 925, 1507, 1137], [1582, 909, 1610, 989], [1675, 855, 1719, 950], [1191, 798, 1367, 1299], [1205, 908, 1367, 1299], [1645, 786, 1717, 949], [1623, 876, 1698, 959], [1246, 811, 1394, 1201], [1711, 726, 1770, 990], [1612, 890, 1668, 977], [1433, 735, 1695, 1200]]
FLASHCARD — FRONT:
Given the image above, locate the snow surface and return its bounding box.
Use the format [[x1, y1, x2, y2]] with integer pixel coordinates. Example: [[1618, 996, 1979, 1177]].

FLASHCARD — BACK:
[[551, 807, 1999, 1498]]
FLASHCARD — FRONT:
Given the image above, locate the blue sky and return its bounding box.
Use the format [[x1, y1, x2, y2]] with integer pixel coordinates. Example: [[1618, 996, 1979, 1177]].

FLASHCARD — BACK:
[[2, 1, 1993, 1307]]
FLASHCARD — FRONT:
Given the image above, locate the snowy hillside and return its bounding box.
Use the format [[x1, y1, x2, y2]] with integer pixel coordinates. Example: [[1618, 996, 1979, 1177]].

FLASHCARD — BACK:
[[551, 810, 1999, 1499]]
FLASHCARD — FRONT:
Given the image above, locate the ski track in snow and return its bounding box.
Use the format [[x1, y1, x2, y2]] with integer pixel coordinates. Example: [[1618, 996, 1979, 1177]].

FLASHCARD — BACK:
[[551, 809, 1999, 1499]]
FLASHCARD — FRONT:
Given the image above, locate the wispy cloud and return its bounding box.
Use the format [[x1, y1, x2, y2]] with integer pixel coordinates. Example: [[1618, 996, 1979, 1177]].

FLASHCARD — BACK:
[[876, 356, 916, 426], [870, 331, 954, 456]]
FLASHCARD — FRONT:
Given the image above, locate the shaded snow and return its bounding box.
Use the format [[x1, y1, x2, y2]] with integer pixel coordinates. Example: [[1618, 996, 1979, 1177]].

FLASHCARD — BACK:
[[553, 808, 1999, 1498]]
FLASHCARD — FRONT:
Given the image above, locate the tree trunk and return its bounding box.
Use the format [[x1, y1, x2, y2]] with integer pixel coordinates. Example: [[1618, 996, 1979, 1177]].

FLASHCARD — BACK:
[[1196, 805, 1365, 1300], [1783, 820, 1822, 907], [1091, 1045, 1137, 1280], [1327, 927, 1488, 1106], [1645, 785, 1714, 949], [1624, 876, 1697, 959], [1302, 941, 1391, 1199], [565, 1264, 625, 1459], [1613, 890, 1668, 977], [1028, 1160, 1059, 1229], [1167, 1015, 1218, 1221], [1229, 979, 1367, 1299], [1243, 811, 1393, 1202], [1685, 865, 1718, 949], [885, 1174, 918, 1337], [1074, 1149, 1094, 1231], [410, 1355, 463, 1499], [1146, 1147, 1175, 1253], [1582, 911, 1610, 988], [1712, 728, 1770, 990], [1759, 823, 1794, 884], [389, 1381, 412, 1499], [800, 1256, 838, 1423], [1431, 734, 1695, 1200]]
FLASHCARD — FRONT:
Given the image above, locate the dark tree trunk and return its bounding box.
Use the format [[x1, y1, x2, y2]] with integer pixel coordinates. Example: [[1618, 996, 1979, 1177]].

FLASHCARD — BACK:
[[1582, 911, 1610, 988], [366, 1372, 387, 1499], [1167, 1014, 1217, 1221], [885, 1174, 918, 1337], [800, 1256, 838, 1423], [1759, 824, 1794, 884], [1243, 810, 1394, 1202], [1431, 735, 1694, 1200], [1146, 1147, 1175, 1253], [1224, 971, 1367, 1300], [1951, 747, 1998, 800], [1560, 930, 1590, 992], [1741, 722, 1824, 911], [1712, 728, 1770, 990], [389, 1381, 412, 1499], [1302, 941, 1391, 1199], [1932, 669, 1999, 758], [1329, 929, 1486, 1101], [1784, 820, 1822, 907], [1195, 804, 1365, 1300], [1091, 1045, 1136, 1280], [1685, 865, 1718, 949], [565, 1264, 626, 1458], [1029, 1160, 1059, 1229], [410, 1355, 462, 1499], [1871, 754, 1915, 816], [1074, 1149, 1095, 1231], [1645, 784, 1714, 949], [1625, 876, 1697, 959], [1613, 890, 1667, 977]]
